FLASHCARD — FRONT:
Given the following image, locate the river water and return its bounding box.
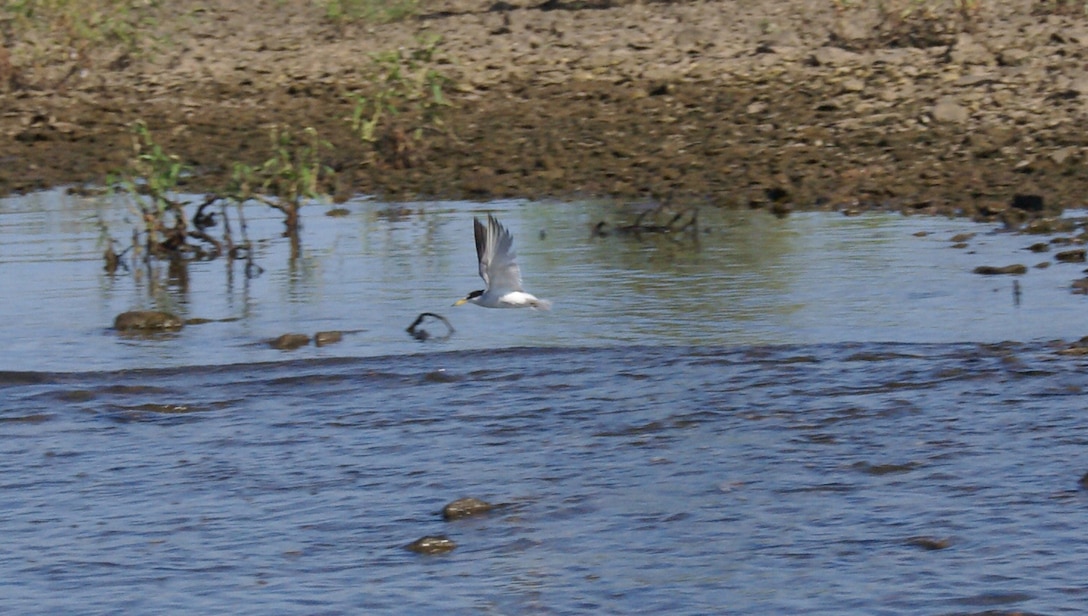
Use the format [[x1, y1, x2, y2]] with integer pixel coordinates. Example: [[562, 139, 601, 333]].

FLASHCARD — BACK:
[[2, 189, 1087, 614]]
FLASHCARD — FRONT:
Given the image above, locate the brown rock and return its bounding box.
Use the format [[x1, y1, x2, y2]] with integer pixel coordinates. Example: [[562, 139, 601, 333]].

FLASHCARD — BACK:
[[997, 48, 1030, 67], [949, 33, 993, 65], [314, 331, 343, 347], [973, 264, 1027, 275], [442, 497, 495, 521], [405, 535, 456, 554], [270, 333, 310, 350], [906, 536, 952, 551], [113, 310, 184, 332], [1055, 249, 1086, 263], [932, 97, 969, 124], [811, 46, 860, 67]]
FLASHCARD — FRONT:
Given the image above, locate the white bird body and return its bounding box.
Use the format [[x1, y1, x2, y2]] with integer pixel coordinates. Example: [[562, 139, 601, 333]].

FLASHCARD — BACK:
[[455, 215, 550, 310], [478, 289, 549, 309]]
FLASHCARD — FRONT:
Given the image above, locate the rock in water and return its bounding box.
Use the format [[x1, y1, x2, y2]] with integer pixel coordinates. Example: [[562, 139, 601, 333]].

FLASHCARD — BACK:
[[270, 333, 311, 350], [405, 535, 456, 554], [113, 310, 184, 332], [442, 497, 495, 521]]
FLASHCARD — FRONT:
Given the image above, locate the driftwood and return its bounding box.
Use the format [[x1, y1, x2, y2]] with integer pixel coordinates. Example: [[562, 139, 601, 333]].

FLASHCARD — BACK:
[[407, 312, 455, 342]]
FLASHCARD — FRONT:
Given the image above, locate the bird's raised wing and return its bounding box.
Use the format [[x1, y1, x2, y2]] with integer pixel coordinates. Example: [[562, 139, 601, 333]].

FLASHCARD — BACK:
[[474, 215, 523, 292]]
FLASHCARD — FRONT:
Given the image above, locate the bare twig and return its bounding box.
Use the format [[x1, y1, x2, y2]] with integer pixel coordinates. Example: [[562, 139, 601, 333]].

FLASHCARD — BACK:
[[407, 312, 455, 342]]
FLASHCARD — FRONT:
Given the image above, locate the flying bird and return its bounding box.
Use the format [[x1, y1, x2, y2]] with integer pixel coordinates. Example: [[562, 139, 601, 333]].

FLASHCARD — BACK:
[[454, 214, 551, 310]]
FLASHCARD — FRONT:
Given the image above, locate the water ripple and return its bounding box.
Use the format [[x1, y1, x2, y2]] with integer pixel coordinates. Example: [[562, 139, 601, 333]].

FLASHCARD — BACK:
[[2, 343, 1088, 614]]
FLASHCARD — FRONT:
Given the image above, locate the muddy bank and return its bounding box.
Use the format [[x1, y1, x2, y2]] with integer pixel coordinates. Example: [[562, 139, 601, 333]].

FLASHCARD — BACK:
[[2, 0, 1088, 218]]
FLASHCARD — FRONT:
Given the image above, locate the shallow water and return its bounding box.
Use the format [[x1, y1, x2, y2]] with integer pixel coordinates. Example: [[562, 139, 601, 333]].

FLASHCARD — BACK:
[[2, 190, 1088, 614], [2, 190, 1088, 372]]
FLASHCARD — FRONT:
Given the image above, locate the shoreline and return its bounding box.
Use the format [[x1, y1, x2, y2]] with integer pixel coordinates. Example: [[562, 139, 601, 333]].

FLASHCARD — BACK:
[[1, 0, 1086, 221]]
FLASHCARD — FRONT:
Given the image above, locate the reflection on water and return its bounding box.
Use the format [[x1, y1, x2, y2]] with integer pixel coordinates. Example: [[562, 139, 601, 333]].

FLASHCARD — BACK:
[[0, 189, 1085, 371]]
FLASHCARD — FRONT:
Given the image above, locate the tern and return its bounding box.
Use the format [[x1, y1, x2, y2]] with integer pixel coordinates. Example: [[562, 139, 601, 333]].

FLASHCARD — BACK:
[[454, 214, 551, 310]]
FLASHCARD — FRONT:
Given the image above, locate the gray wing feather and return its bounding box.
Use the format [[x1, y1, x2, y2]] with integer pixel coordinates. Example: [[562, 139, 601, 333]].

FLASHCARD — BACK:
[[475, 215, 523, 292], [474, 217, 489, 285]]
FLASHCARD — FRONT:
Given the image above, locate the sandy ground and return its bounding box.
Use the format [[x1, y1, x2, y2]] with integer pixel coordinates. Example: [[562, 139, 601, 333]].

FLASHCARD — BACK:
[[2, 0, 1088, 219]]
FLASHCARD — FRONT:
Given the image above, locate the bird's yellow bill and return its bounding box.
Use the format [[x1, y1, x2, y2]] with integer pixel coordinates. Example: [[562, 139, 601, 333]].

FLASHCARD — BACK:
[[453, 298, 469, 306]]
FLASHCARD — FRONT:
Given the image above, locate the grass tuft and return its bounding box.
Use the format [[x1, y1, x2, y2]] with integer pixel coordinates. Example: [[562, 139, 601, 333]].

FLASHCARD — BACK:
[[320, 0, 420, 24]]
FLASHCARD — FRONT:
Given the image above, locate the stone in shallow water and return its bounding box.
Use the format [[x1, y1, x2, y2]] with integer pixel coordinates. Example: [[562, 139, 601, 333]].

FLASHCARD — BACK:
[[906, 536, 952, 551], [314, 331, 343, 347], [405, 535, 456, 554], [973, 264, 1027, 276], [113, 310, 184, 332], [270, 333, 310, 350], [1055, 249, 1086, 263], [442, 497, 495, 521]]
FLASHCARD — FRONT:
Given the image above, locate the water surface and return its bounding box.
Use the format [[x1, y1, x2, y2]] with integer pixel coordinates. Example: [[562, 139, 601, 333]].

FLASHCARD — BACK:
[[3, 343, 1088, 615], [0, 190, 1085, 372], [2, 190, 1087, 614]]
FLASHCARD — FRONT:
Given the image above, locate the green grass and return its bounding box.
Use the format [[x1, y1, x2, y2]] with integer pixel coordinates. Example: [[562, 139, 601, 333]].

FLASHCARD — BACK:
[[320, 0, 420, 24], [2, 0, 158, 53], [349, 34, 453, 167], [106, 121, 333, 269], [230, 125, 334, 234], [112, 121, 191, 259]]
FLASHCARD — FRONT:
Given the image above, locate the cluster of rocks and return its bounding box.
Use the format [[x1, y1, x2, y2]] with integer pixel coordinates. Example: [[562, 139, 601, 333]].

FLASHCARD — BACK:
[[112, 311, 345, 349], [405, 496, 499, 555]]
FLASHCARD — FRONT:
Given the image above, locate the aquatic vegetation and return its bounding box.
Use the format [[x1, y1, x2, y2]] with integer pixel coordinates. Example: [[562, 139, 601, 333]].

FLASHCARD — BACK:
[[117, 123, 248, 263], [230, 125, 333, 235], [104, 120, 336, 289], [117, 121, 332, 246], [117, 121, 190, 259], [349, 34, 453, 168]]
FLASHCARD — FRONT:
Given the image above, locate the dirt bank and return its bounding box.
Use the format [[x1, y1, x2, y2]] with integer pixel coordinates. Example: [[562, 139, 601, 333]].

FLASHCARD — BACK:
[[3, 0, 1088, 219]]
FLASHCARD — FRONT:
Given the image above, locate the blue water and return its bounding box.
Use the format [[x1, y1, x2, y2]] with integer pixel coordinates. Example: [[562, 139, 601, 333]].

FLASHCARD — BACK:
[[2, 190, 1088, 614], [3, 344, 1088, 614], [1, 190, 1087, 372]]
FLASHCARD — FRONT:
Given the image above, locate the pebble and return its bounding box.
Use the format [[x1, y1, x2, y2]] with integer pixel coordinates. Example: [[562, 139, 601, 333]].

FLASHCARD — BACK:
[[932, 97, 969, 124]]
